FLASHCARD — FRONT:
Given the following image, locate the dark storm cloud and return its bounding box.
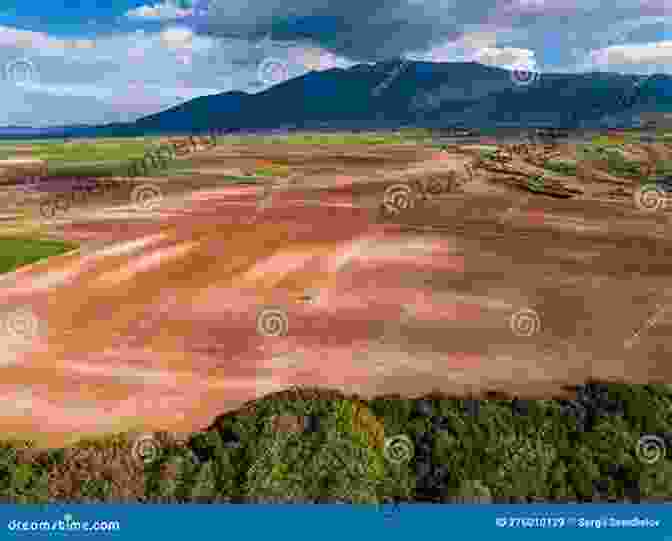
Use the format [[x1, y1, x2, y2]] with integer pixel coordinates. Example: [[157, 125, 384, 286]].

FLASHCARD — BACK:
[[183, 0, 670, 70], [186, 0, 496, 61]]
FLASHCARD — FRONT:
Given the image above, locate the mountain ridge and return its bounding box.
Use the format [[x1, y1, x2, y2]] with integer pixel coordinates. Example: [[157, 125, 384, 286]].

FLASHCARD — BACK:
[[2, 61, 671, 138]]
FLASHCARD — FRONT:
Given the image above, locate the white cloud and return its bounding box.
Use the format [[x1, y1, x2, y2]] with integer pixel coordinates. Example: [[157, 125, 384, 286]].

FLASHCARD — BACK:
[[159, 26, 194, 49], [0, 25, 64, 51], [5, 80, 219, 102], [475, 47, 536, 68], [125, 2, 194, 21], [0, 1, 671, 126], [591, 41, 672, 66], [286, 46, 344, 71], [413, 40, 536, 68], [460, 31, 499, 50], [406, 40, 465, 62], [0, 24, 232, 125], [512, 0, 547, 11]]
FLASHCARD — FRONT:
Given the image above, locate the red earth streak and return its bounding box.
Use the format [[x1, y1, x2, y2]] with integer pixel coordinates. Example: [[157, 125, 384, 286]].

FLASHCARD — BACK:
[[0, 180, 484, 447]]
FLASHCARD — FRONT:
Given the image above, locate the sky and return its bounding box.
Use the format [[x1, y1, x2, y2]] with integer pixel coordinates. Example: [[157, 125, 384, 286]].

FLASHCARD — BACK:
[[0, 0, 670, 127]]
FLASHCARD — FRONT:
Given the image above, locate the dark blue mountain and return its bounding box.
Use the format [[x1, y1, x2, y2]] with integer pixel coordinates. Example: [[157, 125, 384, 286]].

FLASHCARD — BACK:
[[2, 61, 671, 139], [123, 62, 672, 134]]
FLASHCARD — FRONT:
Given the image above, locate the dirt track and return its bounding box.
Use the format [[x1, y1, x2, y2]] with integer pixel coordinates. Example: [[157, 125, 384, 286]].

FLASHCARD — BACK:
[[1, 142, 671, 449]]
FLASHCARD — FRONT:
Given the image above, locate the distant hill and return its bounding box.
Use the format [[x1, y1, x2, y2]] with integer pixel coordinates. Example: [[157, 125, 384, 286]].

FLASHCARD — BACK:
[[2, 61, 672, 138]]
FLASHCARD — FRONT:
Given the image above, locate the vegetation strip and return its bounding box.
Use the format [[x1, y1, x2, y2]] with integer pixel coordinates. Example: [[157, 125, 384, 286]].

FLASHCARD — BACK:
[[125, 131, 218, 179], [0, 384, 669, 503], [13, 131, 219, 218]]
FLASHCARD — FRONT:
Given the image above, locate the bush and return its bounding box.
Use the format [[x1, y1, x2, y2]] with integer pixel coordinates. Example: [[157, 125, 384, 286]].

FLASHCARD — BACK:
[[545, 159, 577, 176], [0, 384, 669, 502]]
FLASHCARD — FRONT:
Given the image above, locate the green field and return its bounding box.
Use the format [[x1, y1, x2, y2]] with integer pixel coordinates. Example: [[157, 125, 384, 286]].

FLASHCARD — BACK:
[[0, 138, 198, 179], [15, 132, 429, 179], [0, 130, 667, 186], [221, 131, 429, 146], [0, 236, 78, 275]]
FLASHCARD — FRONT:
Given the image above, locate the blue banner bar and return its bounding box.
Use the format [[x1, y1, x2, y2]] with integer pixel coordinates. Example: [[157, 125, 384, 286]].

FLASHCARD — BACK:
[[0, 505, 669, 540]]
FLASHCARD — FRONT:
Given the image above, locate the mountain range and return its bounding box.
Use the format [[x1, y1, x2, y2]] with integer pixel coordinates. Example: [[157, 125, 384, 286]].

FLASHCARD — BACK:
[[3, 61, 672, 138]]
